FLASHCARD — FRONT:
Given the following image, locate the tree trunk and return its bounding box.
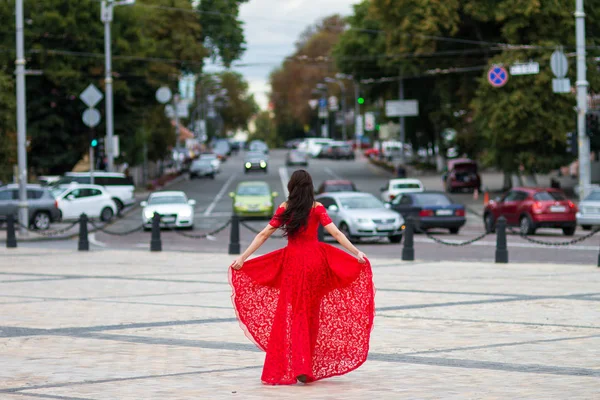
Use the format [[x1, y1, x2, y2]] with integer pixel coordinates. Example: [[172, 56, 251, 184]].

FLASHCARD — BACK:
[[502, 172, 512, 191]]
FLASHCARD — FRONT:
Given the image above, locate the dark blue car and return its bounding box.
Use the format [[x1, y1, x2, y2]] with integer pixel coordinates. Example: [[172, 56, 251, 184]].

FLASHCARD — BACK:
[[389, 191, 466, 234]]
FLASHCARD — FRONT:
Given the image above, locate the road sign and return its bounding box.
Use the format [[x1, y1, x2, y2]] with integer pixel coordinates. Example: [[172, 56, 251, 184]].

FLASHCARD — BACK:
[[553, 78, 571, 93], [82, 108, 101, 128], [80, 84, 103, 108], [365, 112, 375, 131], [385, 100, 419, 117], [355, 115, 364, 137], [488, 66, 509, 87], [308, 99, 318, 110], [328, 96, 339, 111], [318, 109, 328, 118], [510, 62, 539, 76], [551, 50, 569, 78], [155, 86, 172, 104], [318, 98, 327, 109]]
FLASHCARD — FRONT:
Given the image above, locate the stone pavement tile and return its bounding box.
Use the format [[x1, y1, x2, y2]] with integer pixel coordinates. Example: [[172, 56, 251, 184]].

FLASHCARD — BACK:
[[374, 290, 509, 309]]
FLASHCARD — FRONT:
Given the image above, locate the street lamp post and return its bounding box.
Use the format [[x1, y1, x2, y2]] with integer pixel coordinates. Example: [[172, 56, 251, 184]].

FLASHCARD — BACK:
[[575, 0, 591, 200], [325, 77, 347, 141], [101, 0, 135, 172], [15, 0, 28, 234]]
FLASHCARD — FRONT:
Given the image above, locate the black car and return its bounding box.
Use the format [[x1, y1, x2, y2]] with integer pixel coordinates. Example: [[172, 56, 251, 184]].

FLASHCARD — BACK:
[[244, 151, 268, 173], [319, 143, 355, 160], [189, 158, 216, 179], [389, 191, 466, 234], [0, 184, 61, 230]]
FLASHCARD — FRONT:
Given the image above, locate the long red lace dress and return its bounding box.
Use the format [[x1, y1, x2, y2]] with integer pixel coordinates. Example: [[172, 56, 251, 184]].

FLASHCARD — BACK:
[[229, 204, 375, 385]]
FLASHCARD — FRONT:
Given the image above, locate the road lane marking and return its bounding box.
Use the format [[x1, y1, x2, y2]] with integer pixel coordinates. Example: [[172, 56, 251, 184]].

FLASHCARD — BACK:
[[324, 167, 343, 180], [279, 166, 290, 197], [203, 174, 236, 216], [88, 233, 107, 248]]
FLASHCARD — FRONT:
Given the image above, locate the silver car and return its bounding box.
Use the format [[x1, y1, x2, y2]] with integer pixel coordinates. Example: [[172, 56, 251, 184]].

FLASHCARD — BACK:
[[576, 190, 600, 230], [0, 184, 61, 230], [316, 192, 404, 243]]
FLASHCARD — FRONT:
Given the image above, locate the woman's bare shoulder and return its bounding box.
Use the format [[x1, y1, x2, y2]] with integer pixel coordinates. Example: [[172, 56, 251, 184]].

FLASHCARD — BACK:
[[313, 201, 323, 208], [279, 201, 288, 209]]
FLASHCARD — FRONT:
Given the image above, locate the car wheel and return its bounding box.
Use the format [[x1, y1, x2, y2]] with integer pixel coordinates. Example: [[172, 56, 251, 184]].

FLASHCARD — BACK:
[[563, 227, 576, 236], [143, 226, 151, 232], [389, 234, 402, 244], [100, 207, 114, 222], [519, 215, 535, 235], [264, 169, 268, 174], [32, 212, 51, 230], [582, 225, 592, 231], [484, 213, 496, 233], [340, 222, 355, 242], [113, 198, 124, 215], [449, 227, 460, 234], [210, 174, 215, 180]]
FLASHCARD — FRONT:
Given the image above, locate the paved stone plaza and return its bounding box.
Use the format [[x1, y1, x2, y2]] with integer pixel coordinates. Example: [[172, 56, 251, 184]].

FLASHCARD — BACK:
[[0, 247, 599, 399]]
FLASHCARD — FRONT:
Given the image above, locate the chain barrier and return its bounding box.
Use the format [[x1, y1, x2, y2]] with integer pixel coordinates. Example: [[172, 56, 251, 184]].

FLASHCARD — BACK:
[[424, 231, 490, 247], [166, 219, 232, 239], [89, 221, 145, 236], [239, 220, 286, 239], [17, 221, 79, 237], [508, 227, 600, 247]]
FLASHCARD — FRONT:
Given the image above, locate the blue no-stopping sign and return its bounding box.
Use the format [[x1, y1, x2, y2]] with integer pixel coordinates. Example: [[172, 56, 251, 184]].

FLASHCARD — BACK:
[[488, 66, 509, 87]]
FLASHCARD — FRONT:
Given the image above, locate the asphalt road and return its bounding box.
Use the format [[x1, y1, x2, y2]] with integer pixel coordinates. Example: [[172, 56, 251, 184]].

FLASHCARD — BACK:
[[13, 150, 600, 265]]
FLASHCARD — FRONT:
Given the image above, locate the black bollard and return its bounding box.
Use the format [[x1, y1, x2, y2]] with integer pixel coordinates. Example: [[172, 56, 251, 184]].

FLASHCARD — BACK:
[[402, 216, 415, 261], [78, 214, 89, 251], [318, 224, 324, 242], [495, 216, 508, 263], [150, 212, 162, 252], [6, 214, 17, 248], [228, 214, 241, 255]]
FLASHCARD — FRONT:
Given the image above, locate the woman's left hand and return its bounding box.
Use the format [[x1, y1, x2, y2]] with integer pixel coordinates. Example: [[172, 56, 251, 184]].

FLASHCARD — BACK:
[[231, 256, 245, 270]]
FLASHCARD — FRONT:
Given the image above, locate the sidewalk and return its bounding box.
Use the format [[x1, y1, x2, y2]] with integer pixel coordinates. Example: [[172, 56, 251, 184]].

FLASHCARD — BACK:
[[1, 248, 598, 399]]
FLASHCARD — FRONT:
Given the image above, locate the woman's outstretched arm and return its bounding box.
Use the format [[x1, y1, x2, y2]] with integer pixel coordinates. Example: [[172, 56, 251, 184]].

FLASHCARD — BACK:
[[324, 222, 366, 263], [230, 223, 278, 269]]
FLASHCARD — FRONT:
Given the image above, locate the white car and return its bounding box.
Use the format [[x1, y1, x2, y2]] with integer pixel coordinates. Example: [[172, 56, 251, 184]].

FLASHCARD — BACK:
[[380, 178, 424, 202], [199, 153, 221, 173], [52, 184, 117, 222], [297, 137, 334, 158], [53, 172, 135, 212], [141, 191, 196, 230]]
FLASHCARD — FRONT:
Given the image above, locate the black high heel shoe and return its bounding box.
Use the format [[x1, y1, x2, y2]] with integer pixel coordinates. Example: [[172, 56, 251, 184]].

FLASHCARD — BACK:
[[297, 375, 308, 383]]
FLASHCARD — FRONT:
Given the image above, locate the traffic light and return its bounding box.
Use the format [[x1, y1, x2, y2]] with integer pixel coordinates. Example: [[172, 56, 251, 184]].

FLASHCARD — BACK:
[[91, 139, 98, 147], [566, 132, 577, 156], [357, 97, 365, 105]]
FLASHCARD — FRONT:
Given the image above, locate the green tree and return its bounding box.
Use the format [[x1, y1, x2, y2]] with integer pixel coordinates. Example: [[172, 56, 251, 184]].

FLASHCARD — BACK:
[[0, 69, 16, 183], [250, 111, 280, 148]]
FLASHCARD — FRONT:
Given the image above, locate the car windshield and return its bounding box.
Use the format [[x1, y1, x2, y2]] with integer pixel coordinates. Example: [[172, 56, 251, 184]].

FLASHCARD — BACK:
[[149, 195, 187, 205], [585, 191, 600, 201], [413, 193, 452, 206], [192, 160, 211, 167], [533, 191, 566, 201], [339, 196, 383, 209], [237, 185, 270, 196], [392, 182, 421, 190], [200, 154, 216, 160], [325, 183, 354, 192]]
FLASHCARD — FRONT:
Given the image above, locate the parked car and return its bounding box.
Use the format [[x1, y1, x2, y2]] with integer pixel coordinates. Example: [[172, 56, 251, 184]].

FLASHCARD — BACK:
[[0, 184, 61, 230], [189, 158, 216, 179], [316, 180, 358, 194], [244, 151, 269, 174], [229, 181, 278, 219], [141, 191, 196, 230], [248, 140, 269, 154], [576, 189, 600, 230], [52, 172, 135, 213], [352, 136, 371, 150], [285, 138, 303, 149], [51, 184, 117, 222], [483, 187, 577, 236], [297, 137, 334, 158], [213, 139, 231, 160], [199, 153, 221, 173], [316, 192, 404, 243], [363, 148, 380, 158], [286, 150, 309, 167], [380, 178, 425, 202], [389, 191, 466, 234], [443, 158, 481, 193]]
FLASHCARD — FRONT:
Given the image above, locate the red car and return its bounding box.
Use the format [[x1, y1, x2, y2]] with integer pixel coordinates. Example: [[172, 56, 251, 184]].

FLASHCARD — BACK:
[[443, 158, 481, 193], [483, 187, 578, 236], [316, 180, 358, 194]]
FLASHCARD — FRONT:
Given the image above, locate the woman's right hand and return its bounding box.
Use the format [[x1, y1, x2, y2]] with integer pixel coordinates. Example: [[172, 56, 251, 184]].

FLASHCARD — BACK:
[[356, 251, 367, 264]]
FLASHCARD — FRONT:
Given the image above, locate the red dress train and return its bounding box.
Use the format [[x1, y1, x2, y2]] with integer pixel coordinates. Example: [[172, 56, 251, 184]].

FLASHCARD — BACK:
[[229, 205, 375, 385]]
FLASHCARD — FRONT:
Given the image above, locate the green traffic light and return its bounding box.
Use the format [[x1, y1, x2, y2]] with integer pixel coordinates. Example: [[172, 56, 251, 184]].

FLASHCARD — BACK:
[[91, 139, 98, 147], [357, 97, 365, 105]]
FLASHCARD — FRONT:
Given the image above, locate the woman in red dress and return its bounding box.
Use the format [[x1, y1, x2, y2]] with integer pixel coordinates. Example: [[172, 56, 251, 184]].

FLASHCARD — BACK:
[[229, 170, 375, 385]]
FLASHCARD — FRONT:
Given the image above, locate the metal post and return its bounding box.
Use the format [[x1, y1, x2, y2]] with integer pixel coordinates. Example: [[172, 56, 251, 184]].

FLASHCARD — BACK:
[[339, 81, 347, 141], [399, 70, 406, 164], [401, 217, 415, 261], [174, 94, 181, 148], [15, 0, 29, 235], [495, 216, 508, 263], [78, 214, 89, 251], [102, 0, 115, 172], [228, 214, 240, 255], [6, 214, 17, 248], [150, 212, 162, 252], [89, 125, 95, 185], [576, 0, 591, 200], [354, 81, 360, 151]]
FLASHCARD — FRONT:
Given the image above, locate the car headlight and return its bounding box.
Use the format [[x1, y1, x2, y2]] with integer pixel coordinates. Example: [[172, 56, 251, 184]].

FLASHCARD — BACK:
[[245, 162, 251, 168], [262, 201, 272, 207], [144, 210, 154, 220], [260, 161, 267, 168], [355, 218, 371, 224], [234, 202, 244, 208], [180, 209, 192, 218]]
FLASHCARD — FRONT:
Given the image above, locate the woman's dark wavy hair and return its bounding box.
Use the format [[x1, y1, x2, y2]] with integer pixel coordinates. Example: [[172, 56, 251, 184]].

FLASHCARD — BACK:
[[277, 169, 315, 237]]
